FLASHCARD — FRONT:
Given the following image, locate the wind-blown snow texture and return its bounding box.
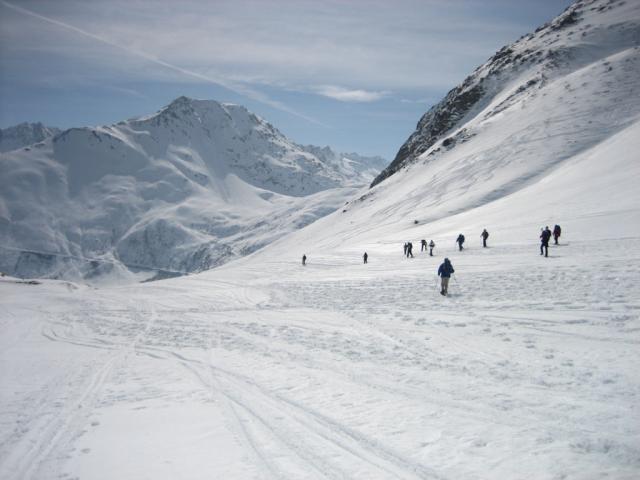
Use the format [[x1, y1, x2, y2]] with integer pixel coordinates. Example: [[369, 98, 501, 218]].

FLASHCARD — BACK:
[[1, 0, 640, 479], [0, 98, 385, 283]]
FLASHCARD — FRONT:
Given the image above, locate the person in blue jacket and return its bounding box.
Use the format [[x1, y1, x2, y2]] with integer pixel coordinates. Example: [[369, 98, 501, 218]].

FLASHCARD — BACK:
[[437, 258, 455, 296]]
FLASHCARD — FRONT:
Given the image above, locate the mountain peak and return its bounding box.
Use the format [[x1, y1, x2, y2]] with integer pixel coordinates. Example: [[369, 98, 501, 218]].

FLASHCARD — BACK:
[[169, 95, 196, 106], [0, 97, 387, 282], [141, 96, 262, 130], [160, 95, 203, 118]]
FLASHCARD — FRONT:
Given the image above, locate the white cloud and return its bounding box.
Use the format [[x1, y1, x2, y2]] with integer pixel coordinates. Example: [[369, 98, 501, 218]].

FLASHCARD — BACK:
[[0, 0, 322, 124], [0, 0, 557, 91], [1, 0, 574, 111], [314, 86, 387, 103]]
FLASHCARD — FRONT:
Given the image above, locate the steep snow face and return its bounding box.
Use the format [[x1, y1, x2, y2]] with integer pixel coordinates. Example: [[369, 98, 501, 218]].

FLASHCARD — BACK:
[[0, 122, 60, 153], [372, 0, 640, 187], [0, 98, 383, 283], [304, 0, 640, 251]]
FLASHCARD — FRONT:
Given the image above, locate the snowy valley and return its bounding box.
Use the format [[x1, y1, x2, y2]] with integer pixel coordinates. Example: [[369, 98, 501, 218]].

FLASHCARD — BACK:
[[1, 0, 640, 479]]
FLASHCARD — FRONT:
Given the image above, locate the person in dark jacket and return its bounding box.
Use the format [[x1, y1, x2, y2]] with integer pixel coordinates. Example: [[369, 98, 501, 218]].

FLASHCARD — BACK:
[[421, 239, 427, 252], [302, 254, 307, 266], [407, 242, 414, 258], [481, 229, 489, 248], [363, 252, 368, 264], [429, 240, 435, 256], [456, 234, 465, 251], [403, 243, 408, 256], [553, 224, 561, 245], [540, 227, 551, 257], [437, 258, 455, 296]]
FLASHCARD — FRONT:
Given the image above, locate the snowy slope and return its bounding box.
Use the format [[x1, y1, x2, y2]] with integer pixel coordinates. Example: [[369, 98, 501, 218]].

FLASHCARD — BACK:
[[373, 0, 640, 187], [0, 97, 383, 283], [1, 1, 640, 479], [0, 122, 60, 153], [300, 0, 640, 252], [2, 136, 639, 479]]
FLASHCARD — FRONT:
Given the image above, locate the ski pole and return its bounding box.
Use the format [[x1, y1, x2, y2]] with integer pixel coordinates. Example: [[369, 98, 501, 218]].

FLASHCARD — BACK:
[[451, 274, 461, 294]]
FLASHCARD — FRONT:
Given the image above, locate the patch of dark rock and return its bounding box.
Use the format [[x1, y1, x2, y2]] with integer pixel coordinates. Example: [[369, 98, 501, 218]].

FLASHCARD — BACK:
[[370, 83, 484, 187]]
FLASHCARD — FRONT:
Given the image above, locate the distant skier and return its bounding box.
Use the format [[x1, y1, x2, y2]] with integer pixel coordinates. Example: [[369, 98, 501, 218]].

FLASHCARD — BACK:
[[403, 243, 408, 256], [540, 226, 552, 257], [429, 240, 435, 256], [481, 229, 489, 248], [456, 234, 465, 251], [407, 242, 414, 258], [553, 224, 561, 245], [363, 252, 368, 264], [421, 239, 427, 252], [302, 254, 307, 266], [437, 258, 455, 296]]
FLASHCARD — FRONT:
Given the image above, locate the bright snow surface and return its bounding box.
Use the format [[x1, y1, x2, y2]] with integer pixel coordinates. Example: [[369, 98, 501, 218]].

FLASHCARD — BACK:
[[2, 0, 640, 478], [1, 120, 639, 479]]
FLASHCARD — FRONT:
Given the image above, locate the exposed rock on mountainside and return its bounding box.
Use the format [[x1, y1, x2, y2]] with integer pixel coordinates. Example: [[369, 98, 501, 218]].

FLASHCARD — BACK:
[[371, 0, 638, 187]]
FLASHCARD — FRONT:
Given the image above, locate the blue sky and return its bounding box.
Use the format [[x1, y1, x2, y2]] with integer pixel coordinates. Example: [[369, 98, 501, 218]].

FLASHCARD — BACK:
[[0, 0, 574, 160]]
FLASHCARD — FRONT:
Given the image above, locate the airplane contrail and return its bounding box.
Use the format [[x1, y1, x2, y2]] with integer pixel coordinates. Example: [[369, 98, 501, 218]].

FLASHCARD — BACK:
[[1, 0, 324, 125]]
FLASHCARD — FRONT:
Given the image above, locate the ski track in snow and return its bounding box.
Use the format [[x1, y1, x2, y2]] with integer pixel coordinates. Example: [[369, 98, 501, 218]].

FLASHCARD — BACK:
[[0, 298, 159, 479], [1, 236, 639, 479]]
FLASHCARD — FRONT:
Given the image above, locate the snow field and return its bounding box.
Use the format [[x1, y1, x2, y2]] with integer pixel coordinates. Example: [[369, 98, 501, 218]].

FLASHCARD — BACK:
[[1, 230, 639, 479]]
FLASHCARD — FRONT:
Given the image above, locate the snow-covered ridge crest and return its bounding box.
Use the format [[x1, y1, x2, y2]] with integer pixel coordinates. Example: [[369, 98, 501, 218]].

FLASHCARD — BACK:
[[371, 0, 640, 187], [0, 97, 385, 283], [0, 122, 60, 153]]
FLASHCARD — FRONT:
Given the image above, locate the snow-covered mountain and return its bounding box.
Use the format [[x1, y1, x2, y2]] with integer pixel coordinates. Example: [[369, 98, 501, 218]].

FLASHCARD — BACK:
[[372, 0, 640, 188], [0, 98, 384, 283], [300, 144, 388, 184], [301, 0, 640, 248], [0, 122, 60, 153], [2, 2, 640, 479]]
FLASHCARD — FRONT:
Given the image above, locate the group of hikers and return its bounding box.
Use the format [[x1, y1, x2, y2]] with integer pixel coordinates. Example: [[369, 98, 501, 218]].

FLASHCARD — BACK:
[[540, 224, 562, 257], [402, 229, 490, 258], [454, 229, 490, 251], [402, 239, 439, 258], [302, 224, 563, 296]]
